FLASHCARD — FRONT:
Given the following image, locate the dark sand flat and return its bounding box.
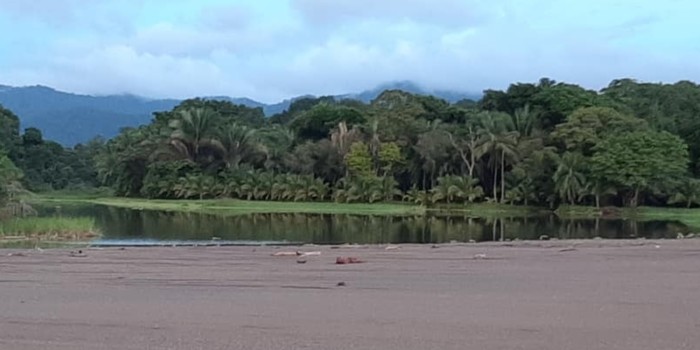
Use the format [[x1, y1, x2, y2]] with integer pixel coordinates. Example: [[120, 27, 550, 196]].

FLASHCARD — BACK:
[[1, 240, 699, 350]]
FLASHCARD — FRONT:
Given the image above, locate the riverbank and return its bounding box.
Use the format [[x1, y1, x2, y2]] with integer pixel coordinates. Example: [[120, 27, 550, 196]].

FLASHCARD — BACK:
[[1, 240, 698, 350], [32, 195, 426, 216], [28, 194, 700, 228], [556, 205, 700, 229], [0, 217, 100, 248]]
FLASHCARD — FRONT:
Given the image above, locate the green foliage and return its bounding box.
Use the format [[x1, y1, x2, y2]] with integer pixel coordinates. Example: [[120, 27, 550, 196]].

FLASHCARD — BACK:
[[0, 152, 23, 206], [0, 217, 98, 240], [668, 178, 700, 208], [0, 105, 20, 153], [430, 175, 484, 204], [378, 142, 404, 175], [552, 107, 647, 155], [345, 142, 374, 178], [591, 131, 689, 207], [141, 161, 198, 199], [9, 77, 700, 210], [290, 103, 365, 140], [176, 98, 265, 127], [553, 152, 588, 205]]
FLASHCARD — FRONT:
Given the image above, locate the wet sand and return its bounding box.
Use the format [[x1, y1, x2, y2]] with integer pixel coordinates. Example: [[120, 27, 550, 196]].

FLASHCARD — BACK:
[[1, 240, 699, 350]]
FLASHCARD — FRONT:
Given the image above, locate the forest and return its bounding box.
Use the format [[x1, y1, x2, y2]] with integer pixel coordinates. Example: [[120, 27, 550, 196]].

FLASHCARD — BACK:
[[2, 78, 700, 211]]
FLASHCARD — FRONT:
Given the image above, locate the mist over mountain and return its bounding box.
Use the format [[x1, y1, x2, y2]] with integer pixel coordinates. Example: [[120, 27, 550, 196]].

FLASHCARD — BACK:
[[0, 82, 480, 145]]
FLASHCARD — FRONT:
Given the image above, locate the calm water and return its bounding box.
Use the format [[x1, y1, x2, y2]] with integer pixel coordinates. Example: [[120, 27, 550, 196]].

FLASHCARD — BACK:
[[38, 204, 690, 245]]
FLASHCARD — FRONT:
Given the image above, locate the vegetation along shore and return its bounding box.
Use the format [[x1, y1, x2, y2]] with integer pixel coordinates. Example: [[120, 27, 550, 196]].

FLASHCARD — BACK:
[[5, 78, 700, 229]]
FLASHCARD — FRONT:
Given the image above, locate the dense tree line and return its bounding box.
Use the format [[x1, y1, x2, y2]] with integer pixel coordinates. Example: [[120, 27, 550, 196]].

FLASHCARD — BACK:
[[3, 78, 700, 209], [0, 105, 100, 193]]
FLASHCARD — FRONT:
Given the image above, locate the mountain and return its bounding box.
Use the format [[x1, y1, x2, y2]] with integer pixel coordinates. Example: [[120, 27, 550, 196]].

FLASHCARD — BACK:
[[340, 81, 481, 103], [0, 85, 181, 145], [0, 82, 480, 146]]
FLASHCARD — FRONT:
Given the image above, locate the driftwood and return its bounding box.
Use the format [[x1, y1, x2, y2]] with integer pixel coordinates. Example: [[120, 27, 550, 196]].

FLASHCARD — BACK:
[[272, 251, 321, 257], [336, 257, 364, 265], [271, 251, 300, 257]]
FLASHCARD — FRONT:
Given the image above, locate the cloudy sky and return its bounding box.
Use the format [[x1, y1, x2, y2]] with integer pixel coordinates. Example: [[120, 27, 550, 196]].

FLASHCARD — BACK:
[[0, 0, 698, 103]]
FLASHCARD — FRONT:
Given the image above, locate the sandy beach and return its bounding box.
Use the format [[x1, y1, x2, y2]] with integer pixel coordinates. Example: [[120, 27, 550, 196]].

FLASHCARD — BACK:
[[1, 240, 699, 350]]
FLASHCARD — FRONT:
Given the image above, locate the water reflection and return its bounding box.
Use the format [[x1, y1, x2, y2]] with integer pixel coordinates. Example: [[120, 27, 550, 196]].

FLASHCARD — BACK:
[[37, 204, 689, 244]]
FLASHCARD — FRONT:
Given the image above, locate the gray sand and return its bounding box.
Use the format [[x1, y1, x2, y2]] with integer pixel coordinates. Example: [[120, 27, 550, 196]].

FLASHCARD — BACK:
[[1, 240, 699, 350]]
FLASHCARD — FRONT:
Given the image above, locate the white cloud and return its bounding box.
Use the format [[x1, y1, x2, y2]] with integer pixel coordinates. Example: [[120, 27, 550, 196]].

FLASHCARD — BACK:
[[2, 0, 700, 103], [291, 0, 491, 28], [36, 45, 235, 98]]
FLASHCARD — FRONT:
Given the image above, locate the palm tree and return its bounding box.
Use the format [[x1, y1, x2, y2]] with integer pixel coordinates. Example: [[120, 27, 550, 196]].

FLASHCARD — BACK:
[[220, 123, 259, 169], [259, 125, 295, 171], [553, 152, 587, 205], [511, 104, 536, 137], [378, 176, 402, 202], [403, 186, 430, 205], [583, 178, 616, 208], [668, 178, 700, 208], [333, 177, 352, 203], [175, 174, 217, 200], [270, 174, 287, 201], [430, 178, 450, 204], [505, 178, 537, 206], [168, 108, 221, 165], [96, 127, 156, 196], [449, 176, 484, 203], [476, 114, 519, 203]]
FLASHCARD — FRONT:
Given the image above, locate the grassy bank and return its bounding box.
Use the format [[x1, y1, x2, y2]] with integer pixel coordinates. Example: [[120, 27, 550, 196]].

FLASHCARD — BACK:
[[556, 205, 700, 230], [431, 203, 549, 217], [33, 195, 427, 216], [625, 207, 700, 230], [31, 194, 549, 217], [0, 217, 100, 241], [30, 194, 700, 229]]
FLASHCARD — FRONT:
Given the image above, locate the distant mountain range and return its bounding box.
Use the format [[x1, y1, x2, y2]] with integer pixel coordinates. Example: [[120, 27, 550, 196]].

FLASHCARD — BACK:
[[0, 82, 480, 146]]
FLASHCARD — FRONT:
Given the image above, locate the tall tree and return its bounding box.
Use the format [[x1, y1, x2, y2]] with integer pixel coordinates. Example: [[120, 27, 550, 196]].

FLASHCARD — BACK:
[[553, 152, 587, 205], [168, 107, 221, 165], [591, 131, 689, 207]]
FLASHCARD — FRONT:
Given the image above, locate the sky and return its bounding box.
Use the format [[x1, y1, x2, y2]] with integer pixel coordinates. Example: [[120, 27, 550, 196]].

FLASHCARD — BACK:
[[0, 0, 698, 103]]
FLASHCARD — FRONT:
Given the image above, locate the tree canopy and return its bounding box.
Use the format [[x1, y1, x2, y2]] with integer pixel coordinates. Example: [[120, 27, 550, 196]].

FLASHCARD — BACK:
[[4, 77, 700, 208]]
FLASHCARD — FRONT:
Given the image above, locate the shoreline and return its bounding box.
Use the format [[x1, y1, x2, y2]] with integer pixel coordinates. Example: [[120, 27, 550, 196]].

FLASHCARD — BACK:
[[28, 195, 700, 229], [3, 236, 696, 251]]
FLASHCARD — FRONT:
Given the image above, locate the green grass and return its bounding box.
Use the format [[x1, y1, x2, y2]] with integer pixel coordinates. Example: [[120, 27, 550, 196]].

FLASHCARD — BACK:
[[30, 192, 700, 229], [623, 206, 700, 230], [428, 202, 548, 217], [556, 204, 700, 230], [32, 195, 426, 216], [554, 205, 607, 218], [0, 217, 100, 241], [27, 187, 114, 200]]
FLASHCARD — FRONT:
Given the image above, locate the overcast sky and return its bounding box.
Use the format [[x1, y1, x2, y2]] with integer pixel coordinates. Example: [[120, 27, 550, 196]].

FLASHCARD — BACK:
[[0, 0, 698, 103]]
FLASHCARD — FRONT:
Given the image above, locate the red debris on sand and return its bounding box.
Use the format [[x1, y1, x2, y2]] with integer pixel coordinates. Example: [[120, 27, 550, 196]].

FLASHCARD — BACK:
[[336, 257, 364, 265]]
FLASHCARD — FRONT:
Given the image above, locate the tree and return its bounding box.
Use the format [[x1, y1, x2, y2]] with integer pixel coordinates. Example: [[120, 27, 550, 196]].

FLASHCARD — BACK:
[[95, 126, 157, 196], [668, 178, 700, 208], [414, 129, 452, 187], [552, 107, 647, 155], [377, 142, 404, 176], [141, 161, 196, 199], [345, 142, 374, 178], [176, 98, 265, 127], [0, 152, 23, 207], [476, 113, 519, 203], [553, 152, 587, 205], [0, 105, 20, 153], [591, 131, 689, 207], [291, 103, 365, 141], [445, 123, 480, 178], [220, 123, 260, 169], [168, 107, 221, 165]]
